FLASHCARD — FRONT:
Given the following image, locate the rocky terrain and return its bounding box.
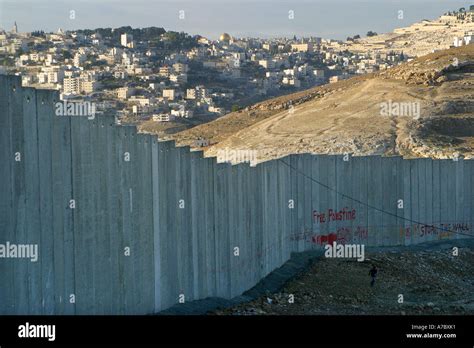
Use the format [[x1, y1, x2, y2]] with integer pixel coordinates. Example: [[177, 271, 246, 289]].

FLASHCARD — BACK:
[[213, 244, 474, 315], [167, 45, 474, 164]]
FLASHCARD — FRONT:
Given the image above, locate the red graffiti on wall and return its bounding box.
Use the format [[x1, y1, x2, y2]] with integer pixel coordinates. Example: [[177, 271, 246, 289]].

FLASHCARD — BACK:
[[311, 226, 358, 245], [400, 223, 471, 240], [400, 227, 411, 239], [336, 227, 351, 244], [312, 233, 338, 245], [312, 207, 356, 224]]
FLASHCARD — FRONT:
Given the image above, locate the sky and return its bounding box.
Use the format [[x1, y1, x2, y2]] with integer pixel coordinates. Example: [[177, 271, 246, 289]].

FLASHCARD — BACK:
[[0, 0, 471, 40]]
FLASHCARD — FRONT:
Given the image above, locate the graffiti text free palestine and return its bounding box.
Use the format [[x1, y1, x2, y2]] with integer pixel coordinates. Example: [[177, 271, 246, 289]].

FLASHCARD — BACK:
[[312, 207, 356, 224]]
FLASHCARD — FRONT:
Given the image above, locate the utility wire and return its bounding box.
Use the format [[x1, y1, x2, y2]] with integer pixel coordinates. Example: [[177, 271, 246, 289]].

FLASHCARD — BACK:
[[278, 158, 474, 239]]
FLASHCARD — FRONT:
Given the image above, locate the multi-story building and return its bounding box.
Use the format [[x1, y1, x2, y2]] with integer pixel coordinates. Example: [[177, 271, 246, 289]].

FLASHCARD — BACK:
[[258, 59, 275, 69], [152, 113, 175, 122], [172, 63, 188, 74], [162, 89, 176, 100], [63, 75, 98, 95], [171, 108, 194, 118], [120, 33, 134, 48], [208, 105, 225, 115], [291, 43, 314, 52], [282, 76, 301, 87], [63, 77, 80, 94], [186, 85, 209, 100], [37, 72, 48, 84], [159, 66, 171, 77], [114, 71, 128, 79], [170, 73, 187, 84], [117, 87, 134, 99], [80, 80, 98, 94], [73, 53, 86, 67]]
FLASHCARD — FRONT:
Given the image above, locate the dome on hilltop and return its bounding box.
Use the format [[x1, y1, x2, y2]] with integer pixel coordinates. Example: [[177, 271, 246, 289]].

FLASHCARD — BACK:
[[219, 33, 232, 42]]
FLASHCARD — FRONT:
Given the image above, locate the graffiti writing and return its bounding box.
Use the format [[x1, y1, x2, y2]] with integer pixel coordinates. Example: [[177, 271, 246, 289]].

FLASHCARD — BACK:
[[354, 226, 369, 240], [290, 226, 369, 246], [312, 207, 356, 224], [400, 222, 471, 240]]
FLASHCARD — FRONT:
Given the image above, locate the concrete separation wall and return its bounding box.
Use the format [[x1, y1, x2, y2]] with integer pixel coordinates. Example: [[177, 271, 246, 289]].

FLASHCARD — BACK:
[[1, 75, 473, 314]]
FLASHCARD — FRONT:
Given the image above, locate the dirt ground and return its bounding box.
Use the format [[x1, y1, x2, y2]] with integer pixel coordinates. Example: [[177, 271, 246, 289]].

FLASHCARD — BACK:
[[213, 245, 474, 315]]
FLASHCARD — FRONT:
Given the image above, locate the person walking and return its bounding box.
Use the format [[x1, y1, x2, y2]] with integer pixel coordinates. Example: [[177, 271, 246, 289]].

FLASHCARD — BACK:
[[369, 265, 378, 287]]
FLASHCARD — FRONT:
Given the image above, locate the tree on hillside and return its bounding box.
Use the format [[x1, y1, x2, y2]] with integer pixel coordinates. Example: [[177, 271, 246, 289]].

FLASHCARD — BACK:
[[367, 31, 377, 37], [61, 50, 72, 59], [31, 30, 45, 37]]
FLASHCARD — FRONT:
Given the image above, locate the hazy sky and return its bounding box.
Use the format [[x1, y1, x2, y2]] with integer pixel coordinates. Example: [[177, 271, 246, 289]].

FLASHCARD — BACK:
[[0, 0, 471, 40]]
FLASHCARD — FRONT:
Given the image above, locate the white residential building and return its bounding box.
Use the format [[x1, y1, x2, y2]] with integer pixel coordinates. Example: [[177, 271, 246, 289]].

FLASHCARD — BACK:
[[63, 77, 80, 94], [73, 53, 86, 67], [170, 73, 187, 84], [117, 87, 134, 99], [282, 76, 301, 87], [80, 80, 98, 94], [163, 89, 176, 100], [172, 63, 188, 73], [63, 76, 98, 95], [120, 33, 134, 48], [258, 59, 275, 69], [114, 71, 128, 79], [152, 113, 175, 122], [171, 108, 194, 118], [159, 66, 171, 77], [186, 85, 209, 100], [313, 69, 325, 78], [291, 43, 313, 52]]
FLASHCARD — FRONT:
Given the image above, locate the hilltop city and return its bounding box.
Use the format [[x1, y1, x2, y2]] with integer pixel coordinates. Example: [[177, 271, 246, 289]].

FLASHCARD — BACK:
[[0, 6, 473, 128]]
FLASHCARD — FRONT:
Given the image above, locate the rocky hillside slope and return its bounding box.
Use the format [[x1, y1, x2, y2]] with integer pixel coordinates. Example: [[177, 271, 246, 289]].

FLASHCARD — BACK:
[[169, 45, 474, 164]]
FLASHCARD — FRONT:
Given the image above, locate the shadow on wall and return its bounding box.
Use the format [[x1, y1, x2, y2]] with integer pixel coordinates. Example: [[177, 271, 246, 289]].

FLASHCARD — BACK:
[[0, 75, 472, 315]]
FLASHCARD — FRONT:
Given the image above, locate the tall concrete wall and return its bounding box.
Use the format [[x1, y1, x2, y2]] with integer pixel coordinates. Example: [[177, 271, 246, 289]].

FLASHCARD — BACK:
[[0, 75, 473, 314]]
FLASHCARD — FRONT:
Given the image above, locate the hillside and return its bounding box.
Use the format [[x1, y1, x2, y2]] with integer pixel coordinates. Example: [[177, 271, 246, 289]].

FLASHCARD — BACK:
[[341, 13, 474, 57], [168, 45, 474, 164]]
